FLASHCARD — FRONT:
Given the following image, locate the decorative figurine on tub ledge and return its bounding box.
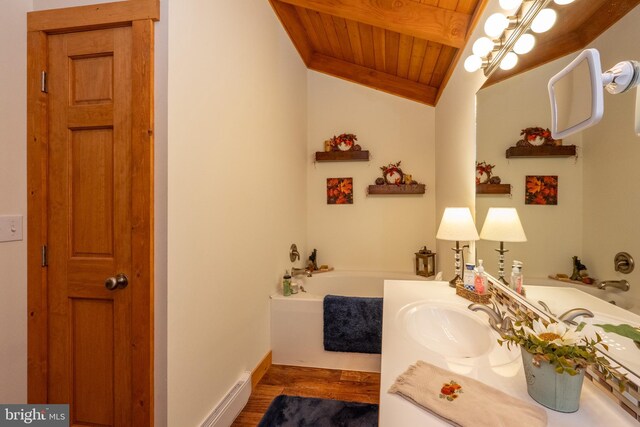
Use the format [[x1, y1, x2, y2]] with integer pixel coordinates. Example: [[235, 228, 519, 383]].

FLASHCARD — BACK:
[[308, 249, 318, 271], [570, 256, 594, 284]]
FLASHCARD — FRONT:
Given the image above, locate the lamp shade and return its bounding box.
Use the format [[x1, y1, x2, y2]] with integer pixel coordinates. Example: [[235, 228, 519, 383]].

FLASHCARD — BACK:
[[436, 208, 480, 241], [480, 207, 527, 242]]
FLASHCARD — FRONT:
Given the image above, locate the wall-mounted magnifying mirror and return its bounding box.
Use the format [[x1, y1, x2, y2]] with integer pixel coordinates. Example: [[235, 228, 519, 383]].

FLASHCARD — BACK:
[[548, 49, 604, 139], [549, 48, 640, 138]]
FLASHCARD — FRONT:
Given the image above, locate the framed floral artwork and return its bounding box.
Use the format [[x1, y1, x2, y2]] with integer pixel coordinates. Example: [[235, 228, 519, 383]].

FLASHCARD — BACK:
[[525, 175, 558, 205], [327, 177, 353, 204]]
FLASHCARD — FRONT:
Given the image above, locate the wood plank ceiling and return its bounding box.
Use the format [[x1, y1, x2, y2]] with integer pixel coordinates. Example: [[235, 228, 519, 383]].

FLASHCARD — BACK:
[[270, 0, 640, 105], [269, 0, 487, 106]]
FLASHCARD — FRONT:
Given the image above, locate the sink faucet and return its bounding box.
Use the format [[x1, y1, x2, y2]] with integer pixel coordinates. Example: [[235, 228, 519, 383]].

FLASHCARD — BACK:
[[557, 308, 594, 325], [597, 279, 630, 291], [291, 267, 312, 277], [468, 302, 513, 337]]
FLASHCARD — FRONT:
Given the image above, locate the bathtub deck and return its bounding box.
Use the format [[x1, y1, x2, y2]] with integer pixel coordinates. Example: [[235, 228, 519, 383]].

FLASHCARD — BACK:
[[231, 365, 381, 426]]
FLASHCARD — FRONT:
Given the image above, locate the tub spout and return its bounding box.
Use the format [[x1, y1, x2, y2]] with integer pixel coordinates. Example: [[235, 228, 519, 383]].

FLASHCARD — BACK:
[[292, 267, 312, 277], [597, 279, 630, 291]]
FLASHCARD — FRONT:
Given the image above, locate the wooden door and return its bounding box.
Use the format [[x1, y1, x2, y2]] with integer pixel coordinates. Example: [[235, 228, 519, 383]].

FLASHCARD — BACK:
[[27, 3, 158, 427], [48, 27, 133, 426]]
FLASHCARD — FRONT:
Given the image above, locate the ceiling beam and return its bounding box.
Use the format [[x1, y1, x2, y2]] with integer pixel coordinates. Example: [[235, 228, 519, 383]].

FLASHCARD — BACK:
[[276, 0, 470, 49], [309, 53, 438, 105]]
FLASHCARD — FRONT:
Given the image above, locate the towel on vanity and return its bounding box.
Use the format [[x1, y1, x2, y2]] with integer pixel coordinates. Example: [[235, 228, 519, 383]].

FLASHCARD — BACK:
[[389, 360, 547, 427]]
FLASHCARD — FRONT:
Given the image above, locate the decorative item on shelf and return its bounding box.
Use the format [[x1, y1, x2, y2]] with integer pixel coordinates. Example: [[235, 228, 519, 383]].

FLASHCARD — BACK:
[[506, 128, 576, 157], [476, 161, 510, 194], [326, 178, 353, 205], [315, 133, 369, 161], [330, 133, 358, 151], [476, 161, 495, 184], [415, 246, 436, 278], [436, 208, 480, 287], [368, 161, 425, 195], [525, 175, 558, 205], [381, 161, 404, 184], [517, 127, 560, 147], [480, 207, 527, 285], [498, 312, 626, 413]]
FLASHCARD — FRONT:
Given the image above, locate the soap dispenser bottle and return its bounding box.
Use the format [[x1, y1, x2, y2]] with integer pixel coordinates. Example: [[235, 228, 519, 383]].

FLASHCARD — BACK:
[[474, 260, 487, 294], [511, 261, 524, 295], [283, 270, 292, 296]]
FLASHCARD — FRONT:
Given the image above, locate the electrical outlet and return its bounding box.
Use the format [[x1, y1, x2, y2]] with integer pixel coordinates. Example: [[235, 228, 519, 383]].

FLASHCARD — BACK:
[[0, 215, 23, 242]]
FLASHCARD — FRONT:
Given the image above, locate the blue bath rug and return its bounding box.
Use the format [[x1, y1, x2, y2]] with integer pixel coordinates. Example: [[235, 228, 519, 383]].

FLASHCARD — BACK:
[[257, 395, 379, 427], [323, 295, 383, 354]]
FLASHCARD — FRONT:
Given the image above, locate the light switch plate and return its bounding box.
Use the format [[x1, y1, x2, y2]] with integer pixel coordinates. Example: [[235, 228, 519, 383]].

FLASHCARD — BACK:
[[0, 215, 23, 242]]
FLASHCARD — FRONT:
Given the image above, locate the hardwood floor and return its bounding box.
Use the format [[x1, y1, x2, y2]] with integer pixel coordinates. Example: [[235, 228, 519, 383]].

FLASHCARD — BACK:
[[231, 365, 381, 426]]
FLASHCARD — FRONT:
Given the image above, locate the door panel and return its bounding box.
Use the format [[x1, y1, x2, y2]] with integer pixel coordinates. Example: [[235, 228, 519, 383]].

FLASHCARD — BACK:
[[47, 26, 133, 426]]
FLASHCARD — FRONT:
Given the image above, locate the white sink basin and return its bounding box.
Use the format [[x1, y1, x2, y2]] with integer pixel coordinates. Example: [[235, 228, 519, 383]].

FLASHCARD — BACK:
[[400, 302, 493, 358]]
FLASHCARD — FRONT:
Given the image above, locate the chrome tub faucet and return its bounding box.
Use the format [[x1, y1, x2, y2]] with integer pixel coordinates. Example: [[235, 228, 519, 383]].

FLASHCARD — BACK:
[[597, 279, 630, 291], [291, 267, 312, 277]]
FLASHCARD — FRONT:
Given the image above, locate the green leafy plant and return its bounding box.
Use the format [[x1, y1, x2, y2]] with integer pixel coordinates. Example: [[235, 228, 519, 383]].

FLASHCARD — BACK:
[[498, 312, 626, 390]]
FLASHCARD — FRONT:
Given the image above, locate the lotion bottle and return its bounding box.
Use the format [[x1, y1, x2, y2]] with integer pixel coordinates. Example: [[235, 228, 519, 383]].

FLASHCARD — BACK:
[[474, 259, 487, 294], [511, 261, 524, 295], [283, 270, 292, 296]]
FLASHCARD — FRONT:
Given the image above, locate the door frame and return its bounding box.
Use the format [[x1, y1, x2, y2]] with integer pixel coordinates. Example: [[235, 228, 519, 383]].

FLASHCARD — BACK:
[[27, 2, 158, 425]]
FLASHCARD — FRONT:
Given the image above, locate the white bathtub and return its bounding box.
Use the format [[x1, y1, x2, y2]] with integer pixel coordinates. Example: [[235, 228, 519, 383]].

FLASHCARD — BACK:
[[270, 270, 429, 372]]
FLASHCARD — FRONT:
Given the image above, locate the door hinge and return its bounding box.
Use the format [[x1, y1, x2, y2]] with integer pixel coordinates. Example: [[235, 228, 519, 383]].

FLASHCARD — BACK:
[[41, 71, 48, 93], [41, 245, 48, 267]]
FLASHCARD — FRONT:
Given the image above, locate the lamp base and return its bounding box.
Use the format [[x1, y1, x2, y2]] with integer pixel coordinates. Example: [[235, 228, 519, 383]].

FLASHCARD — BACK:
[[449, 274, 463, 288]]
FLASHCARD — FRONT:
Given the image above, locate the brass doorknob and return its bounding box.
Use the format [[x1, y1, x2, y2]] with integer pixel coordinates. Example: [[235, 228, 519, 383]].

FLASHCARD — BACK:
[[105, 273, 129, 290]]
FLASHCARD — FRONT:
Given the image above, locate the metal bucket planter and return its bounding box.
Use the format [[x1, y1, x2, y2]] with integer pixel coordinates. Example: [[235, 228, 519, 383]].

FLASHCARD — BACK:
[[521, 349, 585, 413]]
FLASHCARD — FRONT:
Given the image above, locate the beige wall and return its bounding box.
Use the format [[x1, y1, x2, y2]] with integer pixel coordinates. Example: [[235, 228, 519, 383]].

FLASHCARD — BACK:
[[433, 2, 496, 279], [0, 0, 30, 404], [306, 71, 436, 272], [476, 56, 583, 278], [582, 6, 640, 299], [166, 1, 308, 425]]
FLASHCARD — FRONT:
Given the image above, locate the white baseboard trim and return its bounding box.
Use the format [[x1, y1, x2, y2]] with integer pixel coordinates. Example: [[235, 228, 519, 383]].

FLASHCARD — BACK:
[[200, 371, 252, 427]]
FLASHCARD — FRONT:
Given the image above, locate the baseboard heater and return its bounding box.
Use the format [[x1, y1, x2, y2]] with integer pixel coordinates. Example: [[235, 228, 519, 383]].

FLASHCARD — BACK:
[[200, 371, 251, 427]]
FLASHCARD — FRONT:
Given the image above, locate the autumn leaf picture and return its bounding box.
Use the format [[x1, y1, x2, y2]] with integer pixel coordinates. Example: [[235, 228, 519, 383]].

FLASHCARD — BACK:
[[525, 175, 558, 205], [327, 178, 353, 205]]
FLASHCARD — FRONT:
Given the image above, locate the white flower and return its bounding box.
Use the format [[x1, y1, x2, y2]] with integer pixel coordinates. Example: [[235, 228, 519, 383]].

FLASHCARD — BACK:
[[524, 319, 582, 346]]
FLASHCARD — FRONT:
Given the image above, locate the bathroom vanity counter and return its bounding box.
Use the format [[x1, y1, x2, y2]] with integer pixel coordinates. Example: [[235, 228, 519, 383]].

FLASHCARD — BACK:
[[379, 280, 636, 426]]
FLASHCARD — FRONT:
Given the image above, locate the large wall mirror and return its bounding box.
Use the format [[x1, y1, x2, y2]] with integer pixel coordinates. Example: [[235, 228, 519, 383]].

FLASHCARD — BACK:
[[476, 4, 640, 375]]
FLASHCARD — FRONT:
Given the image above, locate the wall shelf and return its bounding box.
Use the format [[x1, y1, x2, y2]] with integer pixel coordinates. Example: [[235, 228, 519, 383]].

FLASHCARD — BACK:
[[315, 151, 370, 162], [476, 183, 511, 194], [368, 184, 426, 195], [505, 145, 576, 158]]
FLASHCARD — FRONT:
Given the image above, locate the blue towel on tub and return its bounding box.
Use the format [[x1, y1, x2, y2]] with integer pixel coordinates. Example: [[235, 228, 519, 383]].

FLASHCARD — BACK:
[[323, 295, 383, 354]]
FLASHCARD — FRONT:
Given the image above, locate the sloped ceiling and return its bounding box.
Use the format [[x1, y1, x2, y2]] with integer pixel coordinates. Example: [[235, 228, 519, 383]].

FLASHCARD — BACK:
[[269, 0, 488, 106]]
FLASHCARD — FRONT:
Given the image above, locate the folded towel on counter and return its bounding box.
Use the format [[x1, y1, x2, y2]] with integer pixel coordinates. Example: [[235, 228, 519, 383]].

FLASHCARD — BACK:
[[389, 360, 547, 427]]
